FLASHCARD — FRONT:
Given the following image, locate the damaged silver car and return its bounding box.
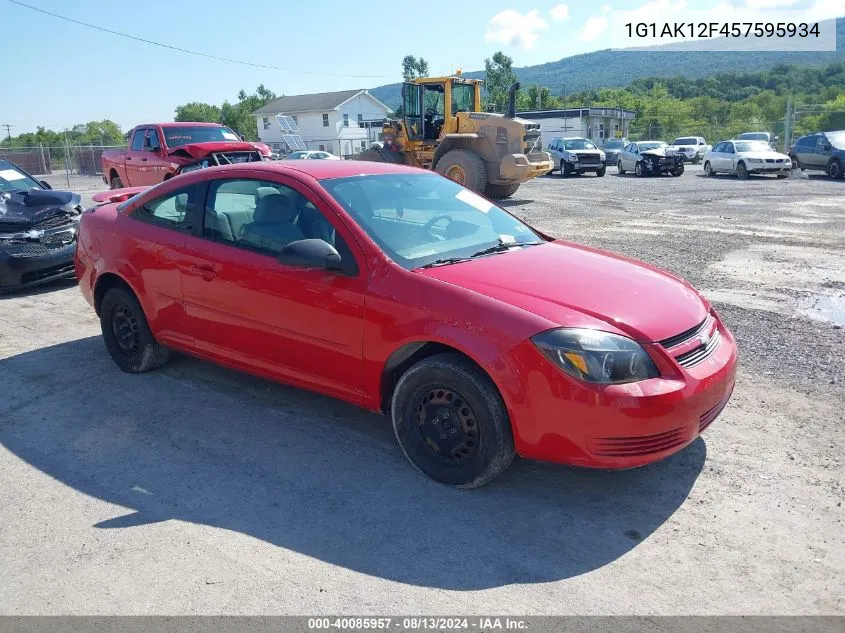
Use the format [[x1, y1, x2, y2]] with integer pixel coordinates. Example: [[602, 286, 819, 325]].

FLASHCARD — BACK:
[[0, 159, 82, 291], [617, 141, 685, 177]]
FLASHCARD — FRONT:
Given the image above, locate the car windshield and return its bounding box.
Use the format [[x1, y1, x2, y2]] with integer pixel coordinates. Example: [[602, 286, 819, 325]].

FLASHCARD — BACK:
[[0, 161, 42, 192], [739, 133, 769, 141], [674, 137, 698, 145], [826, 131, 845, 149], [603, 140, 623, 149], [563, 139, 596, 150], [638, 142, 666, 151], [735, 141, 773, 153], [321, 173, 543, 270], [162, 125, 241, 147]]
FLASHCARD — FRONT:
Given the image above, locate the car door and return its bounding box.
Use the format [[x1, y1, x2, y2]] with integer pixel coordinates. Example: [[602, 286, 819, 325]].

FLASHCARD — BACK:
[[142, 127, 169, 184], [624, 143, 639, 170], [179, 174, 367, 403], [811, 135, 832, 170], [122, 181, 204, 348], [720, 142, 736, 172], [796, 135, 817, 169], [124, 128, 148, 187], [708, 143, 724, 170]]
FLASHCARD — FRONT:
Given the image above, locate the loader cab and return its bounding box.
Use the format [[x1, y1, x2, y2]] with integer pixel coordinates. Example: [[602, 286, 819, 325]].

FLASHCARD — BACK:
[[401, 76, 483, 144]]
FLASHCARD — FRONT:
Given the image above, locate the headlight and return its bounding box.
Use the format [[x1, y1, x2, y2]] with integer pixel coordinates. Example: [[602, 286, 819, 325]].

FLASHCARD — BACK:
[[532, 328, 660, 384], [599, 151, 606, 160], [566, 152, 578, 161]]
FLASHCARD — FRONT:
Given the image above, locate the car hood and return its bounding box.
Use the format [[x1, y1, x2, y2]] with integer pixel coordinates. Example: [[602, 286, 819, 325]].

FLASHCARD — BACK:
[[92, 186, 147, 203], [167, 141, 265, 161], [0, 188, 82, 230], [567, 148, 602, 155], [417, 241, 708, 342], [641, 147, 676, 157], [672, 144, 703, 151], [738, 151, 789, 160]]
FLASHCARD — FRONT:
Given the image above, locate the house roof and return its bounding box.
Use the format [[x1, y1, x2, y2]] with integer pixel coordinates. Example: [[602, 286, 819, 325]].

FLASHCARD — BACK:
[[252, 89, 389, 115]]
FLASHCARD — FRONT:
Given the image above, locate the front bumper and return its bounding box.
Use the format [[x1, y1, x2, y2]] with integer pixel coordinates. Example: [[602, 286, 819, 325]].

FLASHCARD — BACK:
[[0, 242, 77, 291], [496, 151, 554, 183], [499, 314, 738, 469], [747, 161, 791, 173]]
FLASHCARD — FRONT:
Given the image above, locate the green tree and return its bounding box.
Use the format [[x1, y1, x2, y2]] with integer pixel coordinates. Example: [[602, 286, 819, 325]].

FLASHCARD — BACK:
[[484, 51, 519, 113], [175, 102, 222, 123], [401, 55, 430, 82], [222, 85, 279, 140]]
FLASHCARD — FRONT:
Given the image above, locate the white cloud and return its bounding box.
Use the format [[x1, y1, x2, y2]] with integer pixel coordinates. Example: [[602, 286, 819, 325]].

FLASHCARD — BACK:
[[744, 0, 801, 8], [484, 9, 550, 50], [550, 4, 570, 21], [580, 5, 612, 42]]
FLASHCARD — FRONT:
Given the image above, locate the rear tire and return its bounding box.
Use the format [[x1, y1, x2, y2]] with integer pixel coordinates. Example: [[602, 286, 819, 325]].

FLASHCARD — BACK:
[[704, 161, 716, 176], [100, 287, 169, 373], [110, 175, 123, 190], [435, 149, 487, 192], [596, 165, 607, 177], [391, 353, 515, 488], [484, 183, 520, 199]]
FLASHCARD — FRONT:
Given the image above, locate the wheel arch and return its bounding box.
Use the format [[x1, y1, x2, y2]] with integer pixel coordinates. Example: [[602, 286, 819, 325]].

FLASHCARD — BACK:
[[431, 135, 495, 171], [93, 272, 137, 317], [378, 340, 502, 415]]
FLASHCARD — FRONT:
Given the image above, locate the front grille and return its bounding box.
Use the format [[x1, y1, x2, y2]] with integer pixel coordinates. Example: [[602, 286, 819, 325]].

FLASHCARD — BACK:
[[675, 330, 721, 368], [2, 232, 75, 257], [219, 151, 262, 164], [765, 158, 784, 164], [658, 317, 708, 348], [699, 391, 732, 433], [591, 427, 688, 457], [20, 262, 75, 284], [578, 152, 602, 165]]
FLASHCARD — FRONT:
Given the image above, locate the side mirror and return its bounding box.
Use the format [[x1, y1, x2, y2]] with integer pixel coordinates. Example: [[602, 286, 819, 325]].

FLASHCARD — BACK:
[[39, 180, 52, 190], [278, 238, 342, 271]]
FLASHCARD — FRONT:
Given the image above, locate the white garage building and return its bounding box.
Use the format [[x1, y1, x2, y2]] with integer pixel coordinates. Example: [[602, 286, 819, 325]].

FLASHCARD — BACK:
[[518, 107, 637, 145]]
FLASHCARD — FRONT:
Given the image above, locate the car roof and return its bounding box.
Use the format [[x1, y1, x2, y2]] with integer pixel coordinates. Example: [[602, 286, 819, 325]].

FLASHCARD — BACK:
[[135, 122, 227, 128], [184, 160, 428, 180]]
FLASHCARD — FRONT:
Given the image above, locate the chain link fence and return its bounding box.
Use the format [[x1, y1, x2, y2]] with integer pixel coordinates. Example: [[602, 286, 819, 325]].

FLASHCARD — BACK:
[[0, 143, 125, 192]]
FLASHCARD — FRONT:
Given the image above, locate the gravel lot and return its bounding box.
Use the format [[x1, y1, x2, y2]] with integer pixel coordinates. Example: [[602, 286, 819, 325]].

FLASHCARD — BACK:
[[1, 165, 843, 615]]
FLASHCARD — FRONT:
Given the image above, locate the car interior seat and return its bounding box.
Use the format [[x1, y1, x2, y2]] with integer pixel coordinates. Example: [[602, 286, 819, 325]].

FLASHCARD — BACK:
[[239, 193, 304, 252]]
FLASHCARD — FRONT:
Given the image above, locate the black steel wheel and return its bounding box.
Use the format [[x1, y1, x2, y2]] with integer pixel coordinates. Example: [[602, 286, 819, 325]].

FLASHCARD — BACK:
[[100, 286, 169, 373], [391, 353, 515, 488]]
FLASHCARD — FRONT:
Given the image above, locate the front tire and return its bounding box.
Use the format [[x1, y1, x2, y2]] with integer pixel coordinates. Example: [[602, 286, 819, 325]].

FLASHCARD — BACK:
[[704, 161, 716, 177], [736, 161, 749, 180], [391, 353, 515, 488], [435, 149, 487, 193], [828, 159, 843, 179], [484, 182, 520, 199], [670, 163, 684, 177], [561, 160, 573, 177], [618, 162, 626, 175], [635, 161, 646, 177], [110, 175, 124, 190], [596, 165, 607, 177], [100, 287, 169, 373]]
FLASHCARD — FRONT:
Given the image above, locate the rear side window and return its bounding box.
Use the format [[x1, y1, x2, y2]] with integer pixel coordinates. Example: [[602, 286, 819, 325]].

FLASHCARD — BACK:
[[131, 130, 145, 151], [131, 184, 202, 232]]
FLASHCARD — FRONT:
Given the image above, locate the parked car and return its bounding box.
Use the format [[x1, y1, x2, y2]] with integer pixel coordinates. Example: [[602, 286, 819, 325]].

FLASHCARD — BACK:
[[617, 141, 685, 177], [101, 123, 271, 189], [283, 150, 342, 160], [737, 131, 779, 149], [703, 140, 791, 179], [669, 136, 711, 164], [789, 131, 845, 179], [76, 160, 737, 488], [547, 137, 607, 176], [0, 159, 83, 291], [600, 139, 626, 165]]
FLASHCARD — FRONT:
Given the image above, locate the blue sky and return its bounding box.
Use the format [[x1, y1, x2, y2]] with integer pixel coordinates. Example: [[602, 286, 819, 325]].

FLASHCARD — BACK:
[[1, 0, 840, 134]]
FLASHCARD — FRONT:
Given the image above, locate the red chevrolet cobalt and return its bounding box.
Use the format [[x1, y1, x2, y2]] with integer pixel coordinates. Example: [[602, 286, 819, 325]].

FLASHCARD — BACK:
[[75, 161, 736, 488]]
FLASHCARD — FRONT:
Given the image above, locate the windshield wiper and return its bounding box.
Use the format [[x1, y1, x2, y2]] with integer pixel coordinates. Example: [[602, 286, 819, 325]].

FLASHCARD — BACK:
[[417, 257, 473, 269], [468, 240, 545, 259]]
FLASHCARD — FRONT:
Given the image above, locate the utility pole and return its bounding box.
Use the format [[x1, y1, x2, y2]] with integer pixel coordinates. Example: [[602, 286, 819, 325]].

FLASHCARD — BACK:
[[562, 83, 567, 135], [784, 97, 793, 153], [1, 123, 12, 144]]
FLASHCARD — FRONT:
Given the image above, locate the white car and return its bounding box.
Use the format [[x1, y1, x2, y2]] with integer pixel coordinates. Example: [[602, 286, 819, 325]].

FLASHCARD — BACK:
[[669, 136, 711, 164], [283, 150, 341, 160], [703, 140, 792, 179]]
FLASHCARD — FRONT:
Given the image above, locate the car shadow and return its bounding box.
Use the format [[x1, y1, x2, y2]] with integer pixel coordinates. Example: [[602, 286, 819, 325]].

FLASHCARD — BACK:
[[498, 198, 535, 208], [0, 277, 78, 299], [0, 336, 706, 590]]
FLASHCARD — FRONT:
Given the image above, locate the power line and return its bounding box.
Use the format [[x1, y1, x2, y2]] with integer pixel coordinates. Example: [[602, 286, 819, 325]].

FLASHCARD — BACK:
[[8, 0, 393, 79]]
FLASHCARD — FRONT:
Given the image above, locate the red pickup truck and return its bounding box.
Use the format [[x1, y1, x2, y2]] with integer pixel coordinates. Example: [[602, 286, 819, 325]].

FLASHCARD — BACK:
[[101, 122, 271, 189]]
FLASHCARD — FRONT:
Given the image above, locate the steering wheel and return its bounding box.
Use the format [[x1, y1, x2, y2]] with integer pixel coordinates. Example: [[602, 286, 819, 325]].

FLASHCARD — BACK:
[[423, 214, 453, 239]]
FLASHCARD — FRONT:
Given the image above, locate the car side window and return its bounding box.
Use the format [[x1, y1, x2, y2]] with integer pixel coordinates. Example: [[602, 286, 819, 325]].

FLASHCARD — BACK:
[[713, 143, 723, 152], [145, 129, 161, 151], [816, 136, 829, 151], [726, 144, 735, 154], [131, 184, 201, 231], [131, 130, 145, 151], [203, 178, 358, 273]]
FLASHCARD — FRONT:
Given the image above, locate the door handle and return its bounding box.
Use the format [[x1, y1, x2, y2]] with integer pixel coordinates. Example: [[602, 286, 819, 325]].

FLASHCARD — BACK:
[[126, 156, 132, 160], [190, 264, 218, 280], [140, 158, 148, 162]]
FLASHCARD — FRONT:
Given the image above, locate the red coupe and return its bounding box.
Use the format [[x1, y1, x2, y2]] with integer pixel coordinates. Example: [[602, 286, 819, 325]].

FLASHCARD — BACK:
[[75, 161, 737, 488]]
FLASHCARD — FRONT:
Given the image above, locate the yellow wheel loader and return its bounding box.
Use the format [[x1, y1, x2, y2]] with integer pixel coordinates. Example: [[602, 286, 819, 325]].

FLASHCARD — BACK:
[[358, 73, 553, 198]]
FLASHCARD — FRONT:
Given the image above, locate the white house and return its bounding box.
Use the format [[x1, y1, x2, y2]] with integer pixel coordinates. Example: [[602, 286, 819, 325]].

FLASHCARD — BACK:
[[518, 107, 637, 145], [253, 89, 392, 157]]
